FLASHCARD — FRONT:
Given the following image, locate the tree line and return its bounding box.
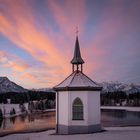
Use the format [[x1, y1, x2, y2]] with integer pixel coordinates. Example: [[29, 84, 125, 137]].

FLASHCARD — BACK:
[[0, 90, 140, 107], [101, 91, 140, 106], [0, 91, 55, 104]]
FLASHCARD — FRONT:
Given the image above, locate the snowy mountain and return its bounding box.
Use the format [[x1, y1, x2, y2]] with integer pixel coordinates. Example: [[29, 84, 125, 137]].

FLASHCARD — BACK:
[[0, 77, 27, 93], [100, 82, 140, 94], [0, 76, 139, 94], [122, 83, 140, 94], [31, 88, 55, 93], [33, 82, 140, 94], [100, 82, 126, 93]]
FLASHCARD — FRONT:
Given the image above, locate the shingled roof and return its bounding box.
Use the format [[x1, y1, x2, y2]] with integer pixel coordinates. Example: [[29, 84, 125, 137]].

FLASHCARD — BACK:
[[54, 71, 102, 91]]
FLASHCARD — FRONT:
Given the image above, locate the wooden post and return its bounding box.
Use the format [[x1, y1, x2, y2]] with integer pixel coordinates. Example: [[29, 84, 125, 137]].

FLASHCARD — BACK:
[[81, 64, 83, 72], [72, 64, 74, 72]]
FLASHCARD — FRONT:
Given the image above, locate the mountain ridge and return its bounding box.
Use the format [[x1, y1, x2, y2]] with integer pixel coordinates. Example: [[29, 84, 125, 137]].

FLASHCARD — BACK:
[[0, 76, 140, 94], [0, 76, 27, 93], [100, 81, 140, 94]]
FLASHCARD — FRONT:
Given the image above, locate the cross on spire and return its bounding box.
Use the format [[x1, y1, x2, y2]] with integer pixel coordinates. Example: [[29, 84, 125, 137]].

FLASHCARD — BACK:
[[71, 31, 85, 73], [76, 26, 79, 36]]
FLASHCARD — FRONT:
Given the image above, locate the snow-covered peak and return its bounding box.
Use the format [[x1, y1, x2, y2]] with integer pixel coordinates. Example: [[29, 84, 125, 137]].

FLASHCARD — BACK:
[[0, 76, 27, 93], [100, 82, 140, 94], [0, 76, 139, 94], [31, 88, 55, 93], [123, 83, 140, 94]]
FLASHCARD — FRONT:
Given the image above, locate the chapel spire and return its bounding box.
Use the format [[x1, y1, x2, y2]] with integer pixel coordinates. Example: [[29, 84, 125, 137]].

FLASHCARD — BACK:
[[71, 35, 85, 72]]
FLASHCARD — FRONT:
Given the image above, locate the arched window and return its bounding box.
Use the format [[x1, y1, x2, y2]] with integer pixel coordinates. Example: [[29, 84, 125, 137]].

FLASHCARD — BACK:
[[72, 97, 83, 120]]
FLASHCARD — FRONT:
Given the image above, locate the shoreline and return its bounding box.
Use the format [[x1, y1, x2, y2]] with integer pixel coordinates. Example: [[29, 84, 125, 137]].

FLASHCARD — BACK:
[[1, 126, 140, 140], [1, 124, 140, 137], [101, 106, 140, 112], [0, 128, 55, 137], [1, 107, 140, 138]]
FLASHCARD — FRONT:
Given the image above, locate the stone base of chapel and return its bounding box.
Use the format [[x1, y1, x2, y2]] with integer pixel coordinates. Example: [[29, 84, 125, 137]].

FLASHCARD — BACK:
[[56, 124, 102, 134]]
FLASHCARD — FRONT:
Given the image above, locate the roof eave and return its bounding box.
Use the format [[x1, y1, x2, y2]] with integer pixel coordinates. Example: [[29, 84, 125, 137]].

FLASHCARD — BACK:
[[53, 86, 102, 92], [71, 57, 85, 64]]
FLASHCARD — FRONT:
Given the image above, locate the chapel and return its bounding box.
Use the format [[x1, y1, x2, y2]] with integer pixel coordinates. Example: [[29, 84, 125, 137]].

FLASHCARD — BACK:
[[54, 35, 102, 134]]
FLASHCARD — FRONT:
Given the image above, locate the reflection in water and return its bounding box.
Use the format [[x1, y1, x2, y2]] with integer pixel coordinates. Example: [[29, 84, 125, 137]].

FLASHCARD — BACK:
[[2, 119, 6, 130], [0, 111, 55, 136], [28, 115, 35, 122], [101, 109, 140, 127], [10, 117, 15, 124], [0, 119, 2, 128], [0, 110, 140, 136], [19, 115, 26, 122], [133, 111, 140, 118], [101, 109, 127, 119]]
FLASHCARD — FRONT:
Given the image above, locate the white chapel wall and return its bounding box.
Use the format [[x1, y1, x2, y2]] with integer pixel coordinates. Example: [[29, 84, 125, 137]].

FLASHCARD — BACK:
[[88, 91, 101, 125], [58, 91, 69, 125]]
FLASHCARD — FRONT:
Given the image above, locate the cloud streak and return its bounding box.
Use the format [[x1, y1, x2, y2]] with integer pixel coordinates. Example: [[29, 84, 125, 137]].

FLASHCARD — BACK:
[[0, 0, 73, 87], [0, 0, 140, 88]]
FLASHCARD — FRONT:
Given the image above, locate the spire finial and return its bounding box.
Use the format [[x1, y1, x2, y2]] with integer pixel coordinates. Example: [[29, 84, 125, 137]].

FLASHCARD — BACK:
[[76, 26, 79, 36], [71, 30, 85, 72]]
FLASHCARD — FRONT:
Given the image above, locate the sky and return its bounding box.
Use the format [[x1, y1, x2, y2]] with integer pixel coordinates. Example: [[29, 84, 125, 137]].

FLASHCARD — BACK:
[[0, 0, 140, 89]]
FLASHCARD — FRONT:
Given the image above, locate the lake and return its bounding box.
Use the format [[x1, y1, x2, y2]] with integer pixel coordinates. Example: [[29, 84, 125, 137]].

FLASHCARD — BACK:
[[0, 109, 140, 136], [101, 109, 140, 127], [0, 111, 55, 136]]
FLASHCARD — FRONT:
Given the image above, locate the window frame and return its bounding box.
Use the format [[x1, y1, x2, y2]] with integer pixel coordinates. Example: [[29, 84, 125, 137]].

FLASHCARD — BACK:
[[72, 97, 84, 120]]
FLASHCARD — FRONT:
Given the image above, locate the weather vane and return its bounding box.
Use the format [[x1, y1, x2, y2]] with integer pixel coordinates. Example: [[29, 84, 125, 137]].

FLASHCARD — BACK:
[[76, 26, 79, 36]]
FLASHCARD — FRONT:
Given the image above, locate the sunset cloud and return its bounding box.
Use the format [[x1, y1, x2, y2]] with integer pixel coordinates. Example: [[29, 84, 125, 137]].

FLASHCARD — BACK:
[[0, 0, 71, 87], [47, 0, 87, 36], [0, 0, 140, 88], [0, 51, 28, 71], [0, 50, 63, 88]]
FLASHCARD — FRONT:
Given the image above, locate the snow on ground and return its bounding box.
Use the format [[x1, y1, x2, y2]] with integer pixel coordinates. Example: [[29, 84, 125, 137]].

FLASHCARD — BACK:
[[101, 106, 140, 112], [1, 127, 140, 140], [0, 104, 21, 117], [0, 103, 28, 117]]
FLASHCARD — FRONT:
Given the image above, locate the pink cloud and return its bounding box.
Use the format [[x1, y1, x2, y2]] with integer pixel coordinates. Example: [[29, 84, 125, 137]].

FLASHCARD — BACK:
[[1, 0, 139, 87], [0, 0, 73, 87], [48, 0, 87, 36], [0, 51, 29, 72], [0, 50, 61, 88]]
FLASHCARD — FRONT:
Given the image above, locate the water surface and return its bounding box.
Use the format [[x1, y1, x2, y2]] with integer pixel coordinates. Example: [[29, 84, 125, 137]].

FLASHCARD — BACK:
[[101, 109, 140, 127], [0, 111, 55, 136], [0, 109, 140, 136]]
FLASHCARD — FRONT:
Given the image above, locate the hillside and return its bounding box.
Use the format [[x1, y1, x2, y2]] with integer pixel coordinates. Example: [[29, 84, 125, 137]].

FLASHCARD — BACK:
[[0, 77, 27, 93]]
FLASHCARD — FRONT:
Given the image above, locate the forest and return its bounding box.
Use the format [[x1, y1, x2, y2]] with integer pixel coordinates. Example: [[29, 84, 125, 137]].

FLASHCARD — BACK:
[[0, 91, 140, 107], [0, 91, 55, 104], [101, 91, 140, 106]]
